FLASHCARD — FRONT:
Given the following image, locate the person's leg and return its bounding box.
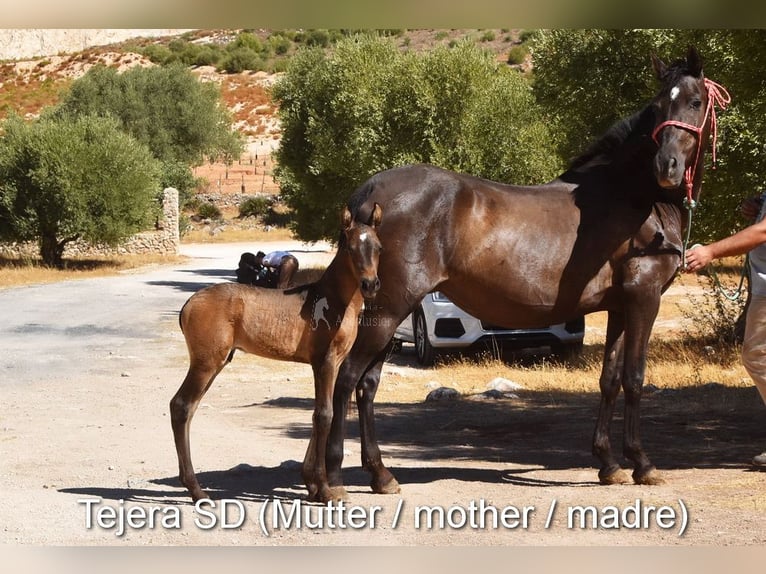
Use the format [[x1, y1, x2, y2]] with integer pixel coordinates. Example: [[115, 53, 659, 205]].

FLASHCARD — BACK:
[[741, 295, 766, 466]]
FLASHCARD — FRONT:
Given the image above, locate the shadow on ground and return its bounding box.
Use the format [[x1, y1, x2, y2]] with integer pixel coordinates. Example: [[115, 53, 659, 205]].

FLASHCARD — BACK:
[[61, 380, 766, 504]]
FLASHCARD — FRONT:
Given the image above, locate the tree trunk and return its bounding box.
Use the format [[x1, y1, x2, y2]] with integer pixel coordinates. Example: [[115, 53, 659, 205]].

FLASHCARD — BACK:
[[39, 233, 78, 268]]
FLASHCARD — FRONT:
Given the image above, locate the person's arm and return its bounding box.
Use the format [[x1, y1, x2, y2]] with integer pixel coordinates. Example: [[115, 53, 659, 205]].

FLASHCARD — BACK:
[[685, 218, 766, 272]]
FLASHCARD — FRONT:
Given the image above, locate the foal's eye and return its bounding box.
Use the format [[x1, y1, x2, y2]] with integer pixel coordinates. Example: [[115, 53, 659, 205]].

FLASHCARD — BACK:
[[691, 99, 702, 110]]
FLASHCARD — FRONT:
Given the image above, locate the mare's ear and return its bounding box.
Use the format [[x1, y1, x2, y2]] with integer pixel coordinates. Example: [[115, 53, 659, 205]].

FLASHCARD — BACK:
[[341, 206, 353, 230], [368, 202, 383, 229], [651, 53, 667, 81], [686, 45, 703, 77]]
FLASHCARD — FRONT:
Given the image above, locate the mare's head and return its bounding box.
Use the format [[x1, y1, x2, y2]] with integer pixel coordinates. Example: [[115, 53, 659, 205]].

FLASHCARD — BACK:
[[340, 202, 383, 299], [650, 46, 710, 191]]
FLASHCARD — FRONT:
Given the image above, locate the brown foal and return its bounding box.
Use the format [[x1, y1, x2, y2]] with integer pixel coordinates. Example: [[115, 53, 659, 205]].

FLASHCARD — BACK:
[[170, 204, 383, 503]]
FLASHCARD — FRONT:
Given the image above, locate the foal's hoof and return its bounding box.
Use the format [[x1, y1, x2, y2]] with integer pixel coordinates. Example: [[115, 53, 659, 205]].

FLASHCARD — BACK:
[[599, 468, 631, 485], [307, 484, 348, 503], [190, 492, 211, 504], [633, 467, 666, 485], [327, 485, 350, 502], [372, 476, 401, 495]]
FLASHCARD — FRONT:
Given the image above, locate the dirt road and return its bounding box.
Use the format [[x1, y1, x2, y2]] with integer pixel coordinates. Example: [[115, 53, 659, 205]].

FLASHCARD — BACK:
[[1, 241, 764, 546]]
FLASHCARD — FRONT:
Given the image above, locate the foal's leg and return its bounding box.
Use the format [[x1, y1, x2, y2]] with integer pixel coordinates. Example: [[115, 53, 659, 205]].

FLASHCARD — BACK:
[[169, 351, 230, 501], [622, 289, 664, 485], [592, 311, 631, 485], [302, 360, 338, 503]]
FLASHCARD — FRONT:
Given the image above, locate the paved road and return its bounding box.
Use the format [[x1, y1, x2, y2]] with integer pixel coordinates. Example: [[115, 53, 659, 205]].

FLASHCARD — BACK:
[[0, 241, 333, 386]]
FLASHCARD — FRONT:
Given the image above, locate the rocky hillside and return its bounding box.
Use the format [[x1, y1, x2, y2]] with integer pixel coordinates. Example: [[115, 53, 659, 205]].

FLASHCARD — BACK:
[[0, 29, 527, 202], [0, 29, 190, 61]]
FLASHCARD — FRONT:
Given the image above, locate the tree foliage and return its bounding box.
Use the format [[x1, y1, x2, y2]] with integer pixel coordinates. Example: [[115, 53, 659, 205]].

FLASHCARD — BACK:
[[52, 63, 242, 198], [530, 29, 766, 243], [0, 114, 161, 267], [273, 34, 562, 242]]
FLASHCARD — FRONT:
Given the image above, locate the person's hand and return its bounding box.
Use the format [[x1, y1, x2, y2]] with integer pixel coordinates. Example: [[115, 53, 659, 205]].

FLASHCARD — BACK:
[[740, 196, 763, 220], [684, 244, 714, 273]]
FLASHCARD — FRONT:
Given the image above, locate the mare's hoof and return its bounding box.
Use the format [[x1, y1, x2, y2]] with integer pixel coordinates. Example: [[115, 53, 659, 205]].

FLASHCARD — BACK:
[[633, 467, 666, 485], [599, 468, 631, 485], [372, 476, 401, 495]]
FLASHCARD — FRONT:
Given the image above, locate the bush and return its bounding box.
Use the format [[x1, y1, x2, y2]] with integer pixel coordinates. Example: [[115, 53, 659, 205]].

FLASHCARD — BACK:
[[507, 46, 528, 66], [197, 202, 222, 220], [142, 44, 177, 65], [303, 29, 330, 48], [220, 47, 264, 73], [269, 35, 291, 56], [238, 195, 271, 218]]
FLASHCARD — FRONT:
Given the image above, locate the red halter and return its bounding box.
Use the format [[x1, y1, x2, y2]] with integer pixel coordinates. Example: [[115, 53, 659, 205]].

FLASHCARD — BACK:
[[651, 78, 731, 205]]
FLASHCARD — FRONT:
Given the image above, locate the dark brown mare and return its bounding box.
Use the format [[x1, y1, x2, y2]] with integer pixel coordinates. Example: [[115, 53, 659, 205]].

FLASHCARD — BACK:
[[323, 47, 731, 499], [170, 205, 383, 502]]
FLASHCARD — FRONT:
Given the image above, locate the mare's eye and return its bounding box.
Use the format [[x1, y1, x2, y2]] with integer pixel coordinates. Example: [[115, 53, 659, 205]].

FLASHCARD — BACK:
[[691, 99, 702, 110]]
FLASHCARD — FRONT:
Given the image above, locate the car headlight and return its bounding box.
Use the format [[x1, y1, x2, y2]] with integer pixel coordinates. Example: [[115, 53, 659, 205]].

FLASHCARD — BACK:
[[431, 291, 451, 302]]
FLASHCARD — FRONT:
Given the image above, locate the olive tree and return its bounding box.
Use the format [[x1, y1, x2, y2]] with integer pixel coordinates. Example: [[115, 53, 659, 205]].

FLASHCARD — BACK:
[[0, 114, 161, 267], [530, 29, 766, 243], [52, 63, 243, 200], [273, 34, 562, 242]]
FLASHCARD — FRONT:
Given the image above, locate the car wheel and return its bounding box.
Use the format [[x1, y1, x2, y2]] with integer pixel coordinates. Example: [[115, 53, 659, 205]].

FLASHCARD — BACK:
[[553, 341, 584, 362], [413, 308, 435, 366]]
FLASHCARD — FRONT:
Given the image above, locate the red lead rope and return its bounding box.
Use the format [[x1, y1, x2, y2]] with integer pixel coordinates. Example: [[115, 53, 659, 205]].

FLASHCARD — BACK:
[[651, 78, 731, 206]]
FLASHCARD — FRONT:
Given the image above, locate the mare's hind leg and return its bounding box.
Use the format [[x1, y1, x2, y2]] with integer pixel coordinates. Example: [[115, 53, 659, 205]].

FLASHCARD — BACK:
[[622, 290, 664, 485], [593, 311, 631, 485], [169, 351, 230, 501]]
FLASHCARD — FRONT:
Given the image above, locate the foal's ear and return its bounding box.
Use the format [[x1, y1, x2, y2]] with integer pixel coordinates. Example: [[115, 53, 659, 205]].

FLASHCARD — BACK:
[[686, 45, 703, 78], [341, 206, 353, 230], [651, 53, 667, 80], [368, 202, 383, 229]]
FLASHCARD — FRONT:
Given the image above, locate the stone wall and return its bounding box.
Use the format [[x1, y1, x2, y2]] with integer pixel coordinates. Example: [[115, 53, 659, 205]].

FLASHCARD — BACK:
[[0, 188, 180, 259]]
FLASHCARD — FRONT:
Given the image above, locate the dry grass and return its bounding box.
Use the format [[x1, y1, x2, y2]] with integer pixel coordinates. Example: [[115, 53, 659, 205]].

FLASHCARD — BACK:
[[0, 253, 186, 289], [182, 224, 294, 244], [375, 260, 752, 404]]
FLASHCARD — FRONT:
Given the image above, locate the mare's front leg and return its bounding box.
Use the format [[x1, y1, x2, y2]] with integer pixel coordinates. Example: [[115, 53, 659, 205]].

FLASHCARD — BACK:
[[356, 348, 400, 495], [592, 311, 631, 484], [327, 327, 400, 497], [622, 284, 665, 485]]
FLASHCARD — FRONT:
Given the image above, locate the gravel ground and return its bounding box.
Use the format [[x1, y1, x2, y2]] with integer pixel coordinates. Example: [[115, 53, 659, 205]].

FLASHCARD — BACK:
[[1, 240, 764, 547]]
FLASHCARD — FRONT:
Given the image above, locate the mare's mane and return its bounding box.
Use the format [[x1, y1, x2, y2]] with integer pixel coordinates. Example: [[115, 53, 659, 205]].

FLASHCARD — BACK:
[[565, 58, 697, 175]]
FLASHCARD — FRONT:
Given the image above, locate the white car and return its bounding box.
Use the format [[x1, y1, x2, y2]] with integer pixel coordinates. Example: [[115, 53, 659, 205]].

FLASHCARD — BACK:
[[394, 292, 585, 366]]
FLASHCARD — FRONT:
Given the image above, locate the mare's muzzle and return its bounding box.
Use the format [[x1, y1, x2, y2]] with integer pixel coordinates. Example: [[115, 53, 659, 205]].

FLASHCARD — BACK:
[[653, 147, 687, 189]]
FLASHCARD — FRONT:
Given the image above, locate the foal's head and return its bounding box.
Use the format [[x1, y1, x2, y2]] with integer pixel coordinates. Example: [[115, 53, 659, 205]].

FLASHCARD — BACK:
[[650, 46, 715, 193], [340, 203, 383, 300]]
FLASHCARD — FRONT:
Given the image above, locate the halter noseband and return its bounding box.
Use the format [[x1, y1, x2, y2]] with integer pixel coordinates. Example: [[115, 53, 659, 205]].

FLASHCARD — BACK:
[[651, 78, 731, 206]]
